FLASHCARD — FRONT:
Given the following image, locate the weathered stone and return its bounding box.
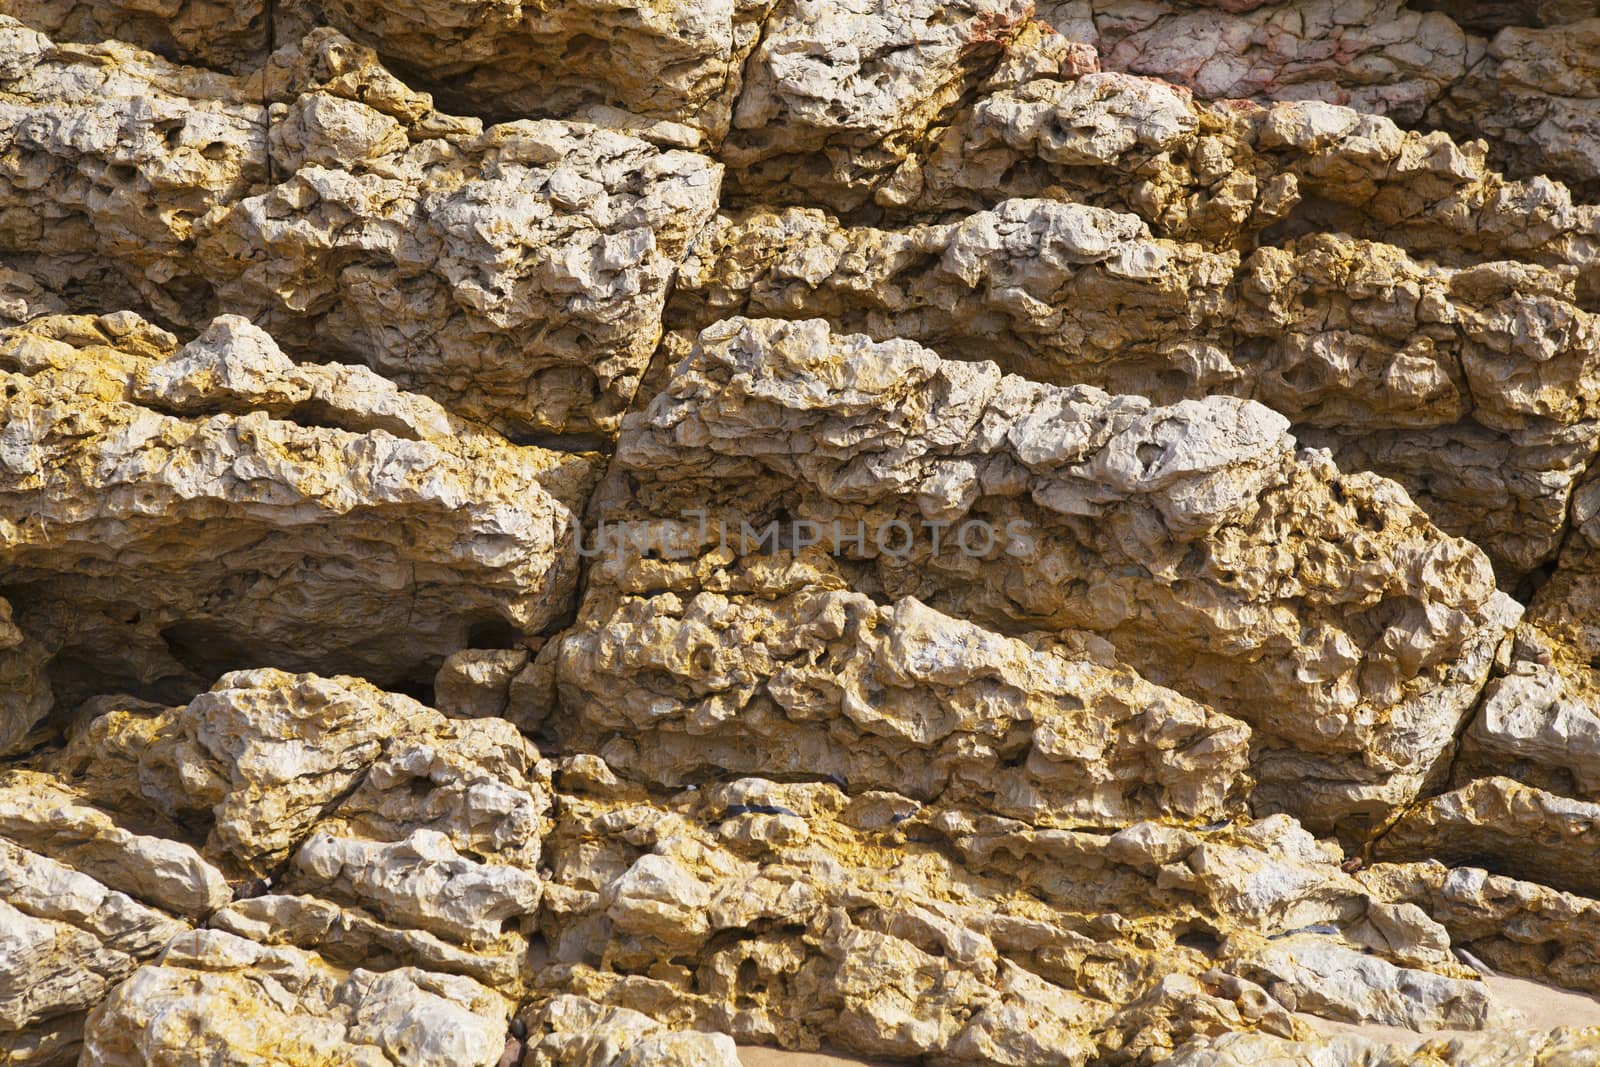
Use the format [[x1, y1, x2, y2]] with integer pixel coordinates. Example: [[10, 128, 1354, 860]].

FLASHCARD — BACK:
[[53, 668, 550, 885], [315, 0, 773, 141], [1432, 20, 1600, 197], [897, 65, 1600, 275], [209, 892, 525, 987], [522, 994, 742, 1067], [0, 24, 722, 434], [0, 313, 593, 701], [537, 773, 1505, 1063], [0, 770, 229, 918], [0, 838, 188, 1064], [670, 203, 1600, 573], [0, 594, 50, 752], [603, 316, 1516, 837], [551, 549, 1251, 827], [1163, 1026, 1600, 1066], [720, 0, 1034, 208], [80, 929, 512, 1067], [1050, 0, 1471, 125], [433, 648, 531, 721], [1363, 860, 1600, 998], [1376, 777, 1600, 899]]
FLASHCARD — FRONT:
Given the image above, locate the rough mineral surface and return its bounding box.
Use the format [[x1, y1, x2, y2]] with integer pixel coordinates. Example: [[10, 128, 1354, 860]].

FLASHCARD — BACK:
[[0, 310, 593, 729], [5, 0, 1600, 1064], [603, 316, 1516, 838]]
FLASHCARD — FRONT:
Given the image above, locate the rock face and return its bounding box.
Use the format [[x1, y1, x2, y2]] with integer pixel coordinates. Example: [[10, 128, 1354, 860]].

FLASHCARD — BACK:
[[0, 311, 593, 725], [602, 316, 1515, 838], [5, 1, 1600, 1065]]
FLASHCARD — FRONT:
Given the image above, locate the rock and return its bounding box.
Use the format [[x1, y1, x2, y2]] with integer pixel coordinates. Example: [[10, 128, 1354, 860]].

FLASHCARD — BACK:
[[80, 929, 512, 1067], [721, 0, 1034, 208], [603, 316, 1516, 838], [522, 994, 742, 1067], [197, 85, 724, 435], [1231, 936, 1517, 1030], [1376, 777, 1600, 899], [670, 203, 1600, 573], [1363, 861, 1600, 998], [0, 595, 50, 752], [0, 770, 230, 918], [0, 24, 723, 435], [551, 553, 1252, 827], [53, 668, 550, 881], [209, 892, 526, 987], [315, 0, 773, 141], [1058, 0, 1471, 125], [537, 775, 1489, 1062], [0, 19, 267, 320], [1163, 1026, 1600, 1066], [290, 828, 543, 947], [433, 648, 531, 720], [897, 64, 1600, 274], [0, 838, 188, 1063], [1431, 20, 1600, 197], [0, 312, 593, 703], [1453, 662, 1600, 799]]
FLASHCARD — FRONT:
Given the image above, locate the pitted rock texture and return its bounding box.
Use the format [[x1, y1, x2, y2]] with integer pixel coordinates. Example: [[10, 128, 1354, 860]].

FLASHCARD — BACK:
[[547, 548, 1252, 827], [0, 23, 722, 435], [603, 316, 1516, 839], [0, 311, 593, 731], [4, 1, 1600, 1064]]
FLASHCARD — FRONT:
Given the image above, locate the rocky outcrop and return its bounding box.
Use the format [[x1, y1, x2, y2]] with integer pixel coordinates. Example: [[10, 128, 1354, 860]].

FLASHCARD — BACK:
[[1363, 860, 1600, 997], [0, 311, 592, 723], [548, 549, 1252, 827], [0, 23, 721, 435], [81, 930, 513, 1067], [670, 201, 1600, 573], [5, 0, 1600, 1062], [602, 316, 1516, 838], [539, 770, 1506, 1063]]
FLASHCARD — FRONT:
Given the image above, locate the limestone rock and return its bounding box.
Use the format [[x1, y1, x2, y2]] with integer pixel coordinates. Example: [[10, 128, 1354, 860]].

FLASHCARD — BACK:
[[670, 202, 1600, 573], [434, 648, 532, 721], [537, 773, 1498, 1063], [1376, 777, 1600, 899], [80, 929, 513, 1067], [0, 312, 593, 702], [0, 770, 229, 918], [1053, 0, 1472, 125], [209, 892, 526, 988], [0, 0, 281, 71], [721, 0, 1034, 208], [0, 594, 50, 752], [53, 668, 550, 883], [604, 316, 1516, 837], [1363, 860, 1600, 998], [0, 839, 188, 1059], [1163, 1026, 1600, 1066], [1432, 20, 1600, 197], [0, 24, 722, 435], [316, 0, 772, 141], [523, 995, 742, 1067], [550, 549, 1252, 827], [0, 18, 267, 319], [897, 64, 1600, 275]]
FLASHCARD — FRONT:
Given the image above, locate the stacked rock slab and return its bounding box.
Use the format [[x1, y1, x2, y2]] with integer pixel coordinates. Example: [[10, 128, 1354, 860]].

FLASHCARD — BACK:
[[2, 1, 1600, 1064], [0, 22, 722, 435], [599, 315, 1516, 839], [0, 310, 593, 740]]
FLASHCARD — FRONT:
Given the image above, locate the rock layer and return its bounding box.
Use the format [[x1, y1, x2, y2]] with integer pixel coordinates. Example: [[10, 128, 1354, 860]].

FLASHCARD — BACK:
[[3, 1, 1600, 1064]]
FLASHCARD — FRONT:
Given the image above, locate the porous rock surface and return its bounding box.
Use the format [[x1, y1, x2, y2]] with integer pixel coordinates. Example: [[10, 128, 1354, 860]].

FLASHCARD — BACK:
[[3, 2, 1600, 1065]]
